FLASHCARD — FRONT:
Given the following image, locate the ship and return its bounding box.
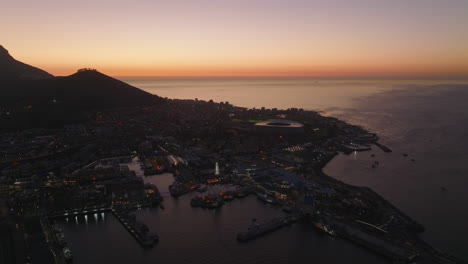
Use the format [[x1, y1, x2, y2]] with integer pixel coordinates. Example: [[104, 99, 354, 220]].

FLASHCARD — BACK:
[[112, 209, 159, 248], [237, 214, 303, 242], [237, 217, 286, 242], [168, 182, 191, 197], [256, 192, 274, 204], [191, 196, 225, 209], [205, 199, 224, 209], [314, 222, 337, 236], [219, 191, 235, 201], [222, 195, 234, 201]]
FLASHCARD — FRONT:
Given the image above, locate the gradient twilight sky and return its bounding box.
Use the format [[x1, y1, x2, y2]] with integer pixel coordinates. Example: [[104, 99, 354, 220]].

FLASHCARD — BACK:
[[2, 0, 468, 77]]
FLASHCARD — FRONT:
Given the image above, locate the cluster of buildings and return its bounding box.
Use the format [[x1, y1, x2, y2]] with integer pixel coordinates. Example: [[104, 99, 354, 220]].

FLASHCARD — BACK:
[[1, 98, 454, 264]]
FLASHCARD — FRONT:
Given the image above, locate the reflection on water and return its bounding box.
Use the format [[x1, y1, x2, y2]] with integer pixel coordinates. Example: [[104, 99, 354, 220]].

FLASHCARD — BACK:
[[64, 213, 106, 226]]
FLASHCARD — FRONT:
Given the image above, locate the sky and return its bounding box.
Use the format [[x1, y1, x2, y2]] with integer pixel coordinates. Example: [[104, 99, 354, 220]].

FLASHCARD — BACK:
[[1, 0, 468, 77]]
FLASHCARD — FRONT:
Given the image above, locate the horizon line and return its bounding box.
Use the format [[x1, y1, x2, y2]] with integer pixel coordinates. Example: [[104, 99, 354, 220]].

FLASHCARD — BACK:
[[111, 75, 468, 80]]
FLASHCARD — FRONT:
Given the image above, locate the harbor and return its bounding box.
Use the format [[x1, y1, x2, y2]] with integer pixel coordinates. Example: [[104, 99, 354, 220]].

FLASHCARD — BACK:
[[54, 183, 388, 264], [3, 93, 466, 264]]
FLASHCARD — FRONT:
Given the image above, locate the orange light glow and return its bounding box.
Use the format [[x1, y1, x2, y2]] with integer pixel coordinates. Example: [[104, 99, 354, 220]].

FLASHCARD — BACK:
[[2, 1, 467, 78]]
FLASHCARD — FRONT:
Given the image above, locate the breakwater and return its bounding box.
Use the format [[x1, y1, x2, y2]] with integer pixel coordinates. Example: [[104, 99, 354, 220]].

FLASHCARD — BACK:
[[237, 214, 304, 242]]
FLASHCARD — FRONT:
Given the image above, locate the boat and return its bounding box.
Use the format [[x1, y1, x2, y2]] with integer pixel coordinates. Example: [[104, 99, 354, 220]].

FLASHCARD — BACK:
[[343, 143, 372, 152], [169, 182, 191, 197], [314, 222, 337, 236], [256, 192, 274, 203], [235, 189, 250, 198], [191, 196, 225, 209], [237, 218, 284, 241], [237, 215, 302, 242], [222, 195, 234, 201], [205, 199, 224, 209]]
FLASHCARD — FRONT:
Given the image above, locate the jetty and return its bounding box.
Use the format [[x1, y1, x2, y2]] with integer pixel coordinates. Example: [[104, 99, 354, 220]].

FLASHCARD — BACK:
[[333, 222, 417, 261], [112, 208, 159, 248], [374, 142, 392, 153], [237, 214, 304, 242]]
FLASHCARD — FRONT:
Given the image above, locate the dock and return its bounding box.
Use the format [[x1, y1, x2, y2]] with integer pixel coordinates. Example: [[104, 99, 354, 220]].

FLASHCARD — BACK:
[[374, 142, 392, 153], [237, 214, 303, 242], [111, 208, 158, 248], [48, 207, 111, 218], [49, 206, 158, 249], [333, 222, 416, 261]]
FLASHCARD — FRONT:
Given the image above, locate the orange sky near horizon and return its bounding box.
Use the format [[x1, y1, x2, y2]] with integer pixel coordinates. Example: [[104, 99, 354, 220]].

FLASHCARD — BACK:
[[2, 0, 468, 78]]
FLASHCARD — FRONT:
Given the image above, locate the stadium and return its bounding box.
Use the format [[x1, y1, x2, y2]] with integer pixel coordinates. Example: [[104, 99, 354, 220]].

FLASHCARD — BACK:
[[254, 119, 305, 135]]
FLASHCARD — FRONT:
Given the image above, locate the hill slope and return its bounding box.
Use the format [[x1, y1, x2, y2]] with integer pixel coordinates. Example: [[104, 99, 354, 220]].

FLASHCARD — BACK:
[[0, 45, 164, 128], [0, 45, 163, 110], [49, 69, 162, 110], [0, 45, 53, 79]]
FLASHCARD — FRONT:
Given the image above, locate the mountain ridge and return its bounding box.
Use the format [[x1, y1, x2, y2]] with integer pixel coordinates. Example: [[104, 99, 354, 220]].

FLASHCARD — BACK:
[[0, 45, 164, 128], [0, 45, 54, 79]]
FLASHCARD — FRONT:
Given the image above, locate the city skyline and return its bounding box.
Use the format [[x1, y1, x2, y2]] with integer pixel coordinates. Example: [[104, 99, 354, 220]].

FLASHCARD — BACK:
[[2, 0, 468, 77]]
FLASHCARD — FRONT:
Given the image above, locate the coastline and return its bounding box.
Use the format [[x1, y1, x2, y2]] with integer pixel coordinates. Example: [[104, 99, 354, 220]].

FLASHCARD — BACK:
[[4, 83, 468, 264]]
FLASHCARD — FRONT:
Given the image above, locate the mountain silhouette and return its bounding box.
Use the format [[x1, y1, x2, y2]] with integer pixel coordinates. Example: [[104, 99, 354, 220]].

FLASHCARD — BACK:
[[0, 45, 164, 128], [0, 45, 54, 79]]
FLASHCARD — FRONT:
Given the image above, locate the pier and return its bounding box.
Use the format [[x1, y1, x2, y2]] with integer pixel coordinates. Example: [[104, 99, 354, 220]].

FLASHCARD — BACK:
[[374, 142, 392, 153], [111, 208, 158, 248], [333, 222, 416, 261], [49, 206, 158, 249], [40, 218, 70, 264], [49, 207, 111, 218], [237, 214, 304, 242]]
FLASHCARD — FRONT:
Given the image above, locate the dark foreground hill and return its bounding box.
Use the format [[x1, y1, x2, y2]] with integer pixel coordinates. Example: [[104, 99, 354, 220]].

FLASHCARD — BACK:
[[0, 46, 164, 128], [0, 69, 162, 109], [0, 45, 53, 79]]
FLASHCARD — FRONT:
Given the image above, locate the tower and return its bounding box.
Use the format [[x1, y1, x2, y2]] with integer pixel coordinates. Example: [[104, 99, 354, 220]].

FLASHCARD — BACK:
[[215, 162, 220, 176]]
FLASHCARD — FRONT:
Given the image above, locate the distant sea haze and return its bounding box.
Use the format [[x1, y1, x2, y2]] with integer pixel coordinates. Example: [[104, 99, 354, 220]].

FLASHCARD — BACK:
[[118, 77, 468, 111], [121, 77, 468, 258]]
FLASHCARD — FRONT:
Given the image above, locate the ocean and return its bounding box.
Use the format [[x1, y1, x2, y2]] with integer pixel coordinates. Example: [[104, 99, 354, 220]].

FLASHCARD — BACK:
[[56, 77, 468, 263]]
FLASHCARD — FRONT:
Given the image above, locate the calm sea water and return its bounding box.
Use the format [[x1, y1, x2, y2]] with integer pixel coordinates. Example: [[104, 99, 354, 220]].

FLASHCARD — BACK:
[[56, 77, 468, 263]]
